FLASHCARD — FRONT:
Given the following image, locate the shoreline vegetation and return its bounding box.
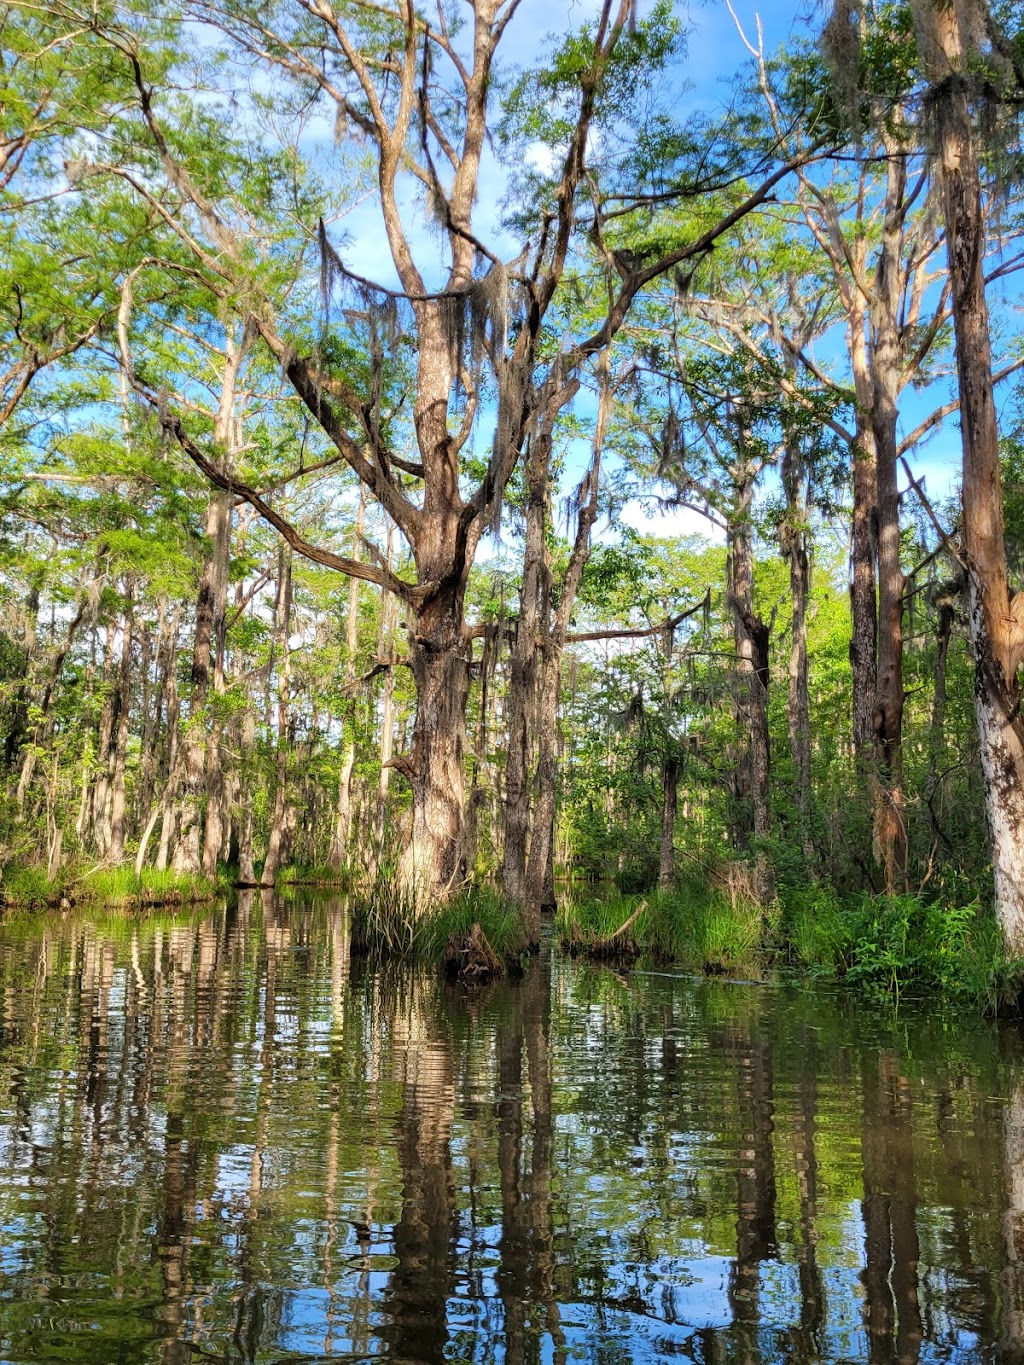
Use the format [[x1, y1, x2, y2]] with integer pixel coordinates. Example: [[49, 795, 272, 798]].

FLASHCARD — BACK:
[[7, 4, 1024, 1014], [1, 858, 1018, 1012], [557, 881, 1020, 1014], [0, 862, 224, 911]]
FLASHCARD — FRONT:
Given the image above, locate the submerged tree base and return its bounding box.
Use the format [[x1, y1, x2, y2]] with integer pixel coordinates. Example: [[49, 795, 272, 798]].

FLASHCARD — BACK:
[[443, 922, 503, 981], [349, 885, 528, 977]]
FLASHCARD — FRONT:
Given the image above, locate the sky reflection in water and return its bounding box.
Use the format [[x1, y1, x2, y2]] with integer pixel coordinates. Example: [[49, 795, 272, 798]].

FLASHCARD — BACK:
[[0, 892, 1019, 1363]]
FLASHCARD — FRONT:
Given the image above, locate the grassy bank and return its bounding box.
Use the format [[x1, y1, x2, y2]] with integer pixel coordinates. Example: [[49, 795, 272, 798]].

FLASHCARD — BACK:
[[277, 863, 350, 888], [557, 881, 1022, 1011], [0, 860, 521, 980], [0, 862, 224, 910]]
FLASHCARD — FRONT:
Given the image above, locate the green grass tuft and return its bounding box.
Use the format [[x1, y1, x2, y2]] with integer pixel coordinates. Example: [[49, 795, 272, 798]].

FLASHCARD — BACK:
[[0, 863, 54, 905], [350, 880, 526, 969], [559, 884, 767, 976], [0, 861, 221, 909], [418, 889, 526, 964], [560, 873, 1022, 1008]]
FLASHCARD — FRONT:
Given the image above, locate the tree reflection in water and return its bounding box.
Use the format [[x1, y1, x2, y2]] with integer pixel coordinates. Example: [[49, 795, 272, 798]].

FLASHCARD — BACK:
[[0, 897, 1019, 1362]]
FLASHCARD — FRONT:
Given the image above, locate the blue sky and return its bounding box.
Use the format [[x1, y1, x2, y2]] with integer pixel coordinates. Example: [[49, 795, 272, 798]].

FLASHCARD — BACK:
[[313, 1, 1013, 550]]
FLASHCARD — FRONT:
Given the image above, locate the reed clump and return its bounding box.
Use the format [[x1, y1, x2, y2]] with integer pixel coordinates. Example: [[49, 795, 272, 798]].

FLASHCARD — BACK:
[[350, 878, 524, 980], [559, 877, 767, 977], [560, 869, 1019, 1010], [0, 861, 221, 911]]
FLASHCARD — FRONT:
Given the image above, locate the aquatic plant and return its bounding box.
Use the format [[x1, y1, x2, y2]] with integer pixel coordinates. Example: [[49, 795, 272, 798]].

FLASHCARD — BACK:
[[561, 881, 1020, 1008], [0, 861, 221, 909]]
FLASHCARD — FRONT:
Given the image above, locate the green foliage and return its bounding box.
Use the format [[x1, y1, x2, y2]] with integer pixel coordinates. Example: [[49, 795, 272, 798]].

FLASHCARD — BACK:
[[0, 0, 1020, 1016], [559, 880, 767, 976], [781, 886, 1017, 1008], [352, 883, 525, 967], [0, 861, 220, 907], [417, 890, 526, 966], [560, 880, 1018, 1009], [0, 862, 53, 906]]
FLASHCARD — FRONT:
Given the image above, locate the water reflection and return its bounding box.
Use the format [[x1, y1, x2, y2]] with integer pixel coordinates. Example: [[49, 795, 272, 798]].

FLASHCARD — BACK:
[[0, 897, 1023, 1362]]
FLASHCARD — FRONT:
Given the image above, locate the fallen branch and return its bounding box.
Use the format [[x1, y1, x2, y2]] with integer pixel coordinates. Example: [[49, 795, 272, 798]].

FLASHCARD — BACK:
[[572, 899, 648, 959]]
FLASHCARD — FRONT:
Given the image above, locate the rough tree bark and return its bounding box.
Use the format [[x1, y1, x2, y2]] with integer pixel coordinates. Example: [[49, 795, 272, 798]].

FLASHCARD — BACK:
[[502, 410, 555, 920], [870, 139, 909, 891], [261, 546, 294, 886], [504, 358, 604, 942], [923, 0, 1024, 953], [780, 445, 817, 872], [728, 458, 773, 900], [330, 490, 365, 872]]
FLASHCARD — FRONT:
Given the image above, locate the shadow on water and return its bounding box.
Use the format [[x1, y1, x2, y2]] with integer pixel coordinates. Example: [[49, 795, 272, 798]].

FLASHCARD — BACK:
[[2, 893, 1024, 1361]]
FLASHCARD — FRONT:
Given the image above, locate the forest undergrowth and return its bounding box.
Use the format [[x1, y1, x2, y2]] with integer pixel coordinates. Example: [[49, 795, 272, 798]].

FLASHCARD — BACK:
[[1, 850, 1017, 1008], [557, 876, 1022, 1014], [0, 862, 223, 910]]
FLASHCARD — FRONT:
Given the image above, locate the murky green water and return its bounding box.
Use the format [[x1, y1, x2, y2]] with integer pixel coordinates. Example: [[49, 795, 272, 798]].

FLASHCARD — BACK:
[[0, 894, 1022, 1362]]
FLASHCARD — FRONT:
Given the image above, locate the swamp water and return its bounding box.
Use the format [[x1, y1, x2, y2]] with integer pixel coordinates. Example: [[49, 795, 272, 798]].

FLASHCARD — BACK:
[[0, 895, 1022, 1363]]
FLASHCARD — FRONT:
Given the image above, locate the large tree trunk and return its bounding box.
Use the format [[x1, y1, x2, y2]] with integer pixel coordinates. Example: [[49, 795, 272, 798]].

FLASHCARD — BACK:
[[107, 588, 134, 864], [261, 546, 294, 886], [503, 426, 550, 918], [387, 300, 474, 904], [870, 143, 908, 892], [400, 583, 471, 900], [781, 446, 816, 873], [927, 3, 1024, 953], [525, 640, 561, 921], [848, 297, 879, 770], [728, 461, 773, 900], [507, 365, 598, 937]]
